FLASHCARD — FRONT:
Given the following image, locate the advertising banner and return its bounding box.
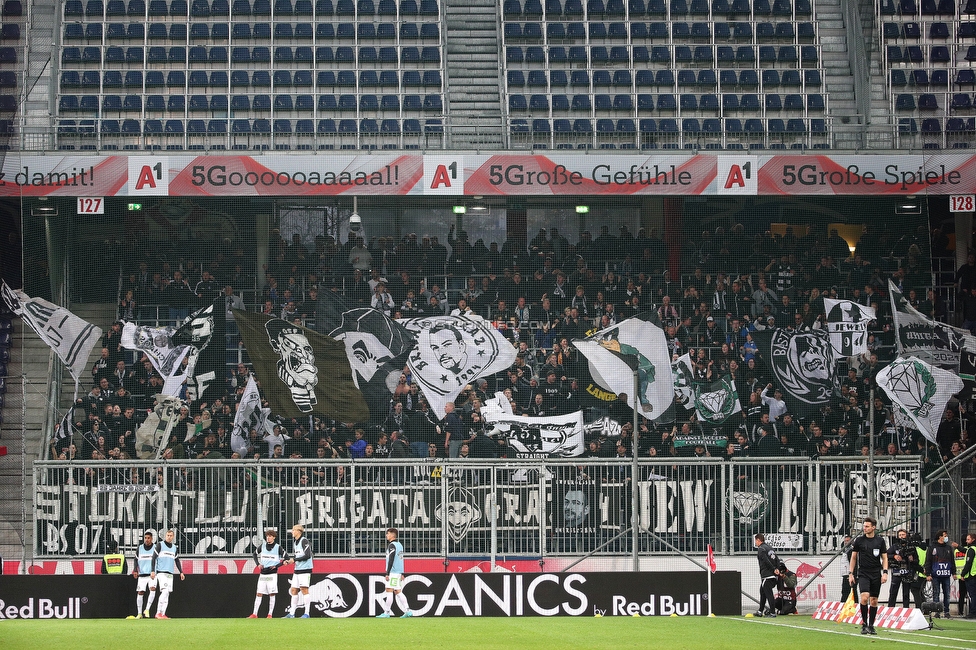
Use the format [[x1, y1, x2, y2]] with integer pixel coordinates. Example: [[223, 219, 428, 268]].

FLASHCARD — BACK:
[[2, 153, 975, 197], [0, 572, 741, 618]]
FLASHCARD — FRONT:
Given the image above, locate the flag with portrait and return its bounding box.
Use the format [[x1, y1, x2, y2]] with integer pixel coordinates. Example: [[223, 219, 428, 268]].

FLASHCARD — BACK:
[[234, 310, 368, 422], [400, 314, 517, 419], [315, 289, 416, 422], [120, 322, 191, 396]]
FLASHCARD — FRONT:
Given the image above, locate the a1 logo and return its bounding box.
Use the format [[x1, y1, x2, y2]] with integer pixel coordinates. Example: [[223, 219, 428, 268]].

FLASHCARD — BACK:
[[127, 157, 169, 195], [716, 157, 757, 195], [423, 156, 463, 195]]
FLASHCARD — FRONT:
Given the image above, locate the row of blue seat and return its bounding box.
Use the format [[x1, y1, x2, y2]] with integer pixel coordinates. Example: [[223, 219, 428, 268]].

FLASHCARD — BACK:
[[890, 67, 976, 86], [66, 0, 439, 19], [510, 116, 826, 134], [880, 0, 967, 16], [895, 91, 976, 110], [504, 20, 814, 40], [84, 117, 442, 134], [59, 92, 444, 112], [62, 44, 441, 64], [505, 43, 818, 64], [509, 92, 824, 111], [898, 117, 976, 133], [59, 68, 440, 89], [64, 21, 441, 41], [504, 0, 811, 18], [506, 67, 821, 87], [883, 21, 976, 40], [887, 43, 976, 62]]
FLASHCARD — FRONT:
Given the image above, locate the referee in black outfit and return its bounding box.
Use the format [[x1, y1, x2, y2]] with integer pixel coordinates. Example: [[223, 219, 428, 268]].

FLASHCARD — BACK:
[[848, 517, 889, 635]]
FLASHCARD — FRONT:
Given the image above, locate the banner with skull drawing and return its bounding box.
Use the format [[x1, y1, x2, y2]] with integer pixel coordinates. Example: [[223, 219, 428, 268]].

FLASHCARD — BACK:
[[400, 314, 518, 419], [234, 310, 369, 422], [752, 328, 838, 417]]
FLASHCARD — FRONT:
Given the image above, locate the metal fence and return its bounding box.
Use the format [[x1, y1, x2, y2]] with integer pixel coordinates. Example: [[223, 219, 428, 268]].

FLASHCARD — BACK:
[[32, 457, 924, 562]]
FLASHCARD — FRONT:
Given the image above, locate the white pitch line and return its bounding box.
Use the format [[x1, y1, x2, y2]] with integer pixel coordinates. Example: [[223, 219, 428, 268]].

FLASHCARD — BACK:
[[730, 617, 976, 650], [881, 625, 976, 645]]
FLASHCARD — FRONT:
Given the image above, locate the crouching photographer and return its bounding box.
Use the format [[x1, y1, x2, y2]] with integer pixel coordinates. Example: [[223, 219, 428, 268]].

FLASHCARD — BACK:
[[774, 568, 798, 615], [887, 529, 923, 609]]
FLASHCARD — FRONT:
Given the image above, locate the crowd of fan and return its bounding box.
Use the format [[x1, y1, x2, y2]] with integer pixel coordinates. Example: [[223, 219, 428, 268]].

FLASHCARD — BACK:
[[45, 220, 974, 482]]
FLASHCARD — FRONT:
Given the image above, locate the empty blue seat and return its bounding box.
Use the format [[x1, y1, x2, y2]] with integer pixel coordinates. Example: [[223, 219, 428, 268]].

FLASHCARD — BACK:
[[144, 119, 163, 134], [145, 95, 165, 111], [594, 70, 612, 87], [655, 69, 675, 86], [781, 70, 801, 87], [919, 93, 939, 110], [636, 70, 655, 87], [759, 46, 777, 63], [700, 93, 719, 110], [657, 93, 676, 109], [762, 69, 780, 87], [253, 95, 272, 110], [722, 93, 739, 110], [739, 69, 758, 86], [210, 95, 228, 111], [571, 94, 591, 110], [675, 46, 692, 62], [103, 71, 123, 87], [677, 70, 697, 86], [736, 46, 755, 63], [895, 94, 916, 110], [741, 93, 760, 109]]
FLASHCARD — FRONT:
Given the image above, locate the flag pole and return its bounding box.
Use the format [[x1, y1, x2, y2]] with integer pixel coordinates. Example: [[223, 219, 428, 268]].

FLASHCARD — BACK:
[[868, 388, 876, 519], [707, 561, 713, 616], [632, 366, 640, 573]]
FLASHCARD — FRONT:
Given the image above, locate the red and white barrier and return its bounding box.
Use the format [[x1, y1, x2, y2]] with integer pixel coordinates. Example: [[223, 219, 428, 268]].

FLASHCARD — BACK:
[[814, 600, 929, 630]]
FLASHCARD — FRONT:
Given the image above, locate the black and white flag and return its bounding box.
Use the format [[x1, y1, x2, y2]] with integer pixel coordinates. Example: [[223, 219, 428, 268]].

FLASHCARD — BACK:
[[171, 299, 225, 402], [120, 322, 191, 396], [482, 407, 585, 458], [889, 280, 975, 370], [400, 314, 517, 418], [877, 356, 963, 444], [317, 290, 416, 422], [672, 353, 696, 409], [824, 298, 876, 358], [1, 281, 102, 384], [753, 328, 837, 414], [231, 375, 270, 457], [135, 394, 185, 459]]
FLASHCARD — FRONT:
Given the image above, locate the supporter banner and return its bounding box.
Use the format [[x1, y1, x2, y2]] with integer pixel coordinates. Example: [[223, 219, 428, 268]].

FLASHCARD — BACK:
[[824, 299, 876, 359], [316, 292, 416, 424], [31, 460, 921, 558], [888, 280, 975, 370], [400, 314, 517, 419], [876, 357, 964, 444], [234, 310, 369, 421], [1, 282, 102, 383], [2, 154, 976, 197], [481, 411, 585, 458], [672, 435, 728, 448], [0, 572, 741, 618]]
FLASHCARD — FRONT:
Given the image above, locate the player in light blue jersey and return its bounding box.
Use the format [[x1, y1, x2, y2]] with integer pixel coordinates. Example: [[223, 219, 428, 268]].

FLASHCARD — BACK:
[[377, 527, 413, 618], [150, 529, 185, 619], [249, 529, 288, 618], [282, 524, 313, 618], [132, 530, 158, 618]]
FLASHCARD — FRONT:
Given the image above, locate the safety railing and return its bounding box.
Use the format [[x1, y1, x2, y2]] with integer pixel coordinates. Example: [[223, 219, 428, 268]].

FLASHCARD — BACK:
[[33, 456, 925, 561]]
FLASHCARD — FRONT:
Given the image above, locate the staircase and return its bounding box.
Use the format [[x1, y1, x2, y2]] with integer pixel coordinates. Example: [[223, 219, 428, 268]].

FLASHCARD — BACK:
[[816, 0, 861, 149], [0, 302, 116, 568], [0, 322, 51, 566], [443, 0, 505, 150]]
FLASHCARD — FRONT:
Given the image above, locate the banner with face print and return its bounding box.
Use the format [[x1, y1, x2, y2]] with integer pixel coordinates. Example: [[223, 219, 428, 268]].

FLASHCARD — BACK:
[[400, 315, 517, 419], [316, 291, 416, 423], [481, 411, 585, 458], [234, 310, 369, 422], [824, 299, 876, 359]]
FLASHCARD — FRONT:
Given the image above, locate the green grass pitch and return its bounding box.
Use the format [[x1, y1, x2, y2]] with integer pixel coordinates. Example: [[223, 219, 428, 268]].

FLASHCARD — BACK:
[[3, 616, 976, 649]]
